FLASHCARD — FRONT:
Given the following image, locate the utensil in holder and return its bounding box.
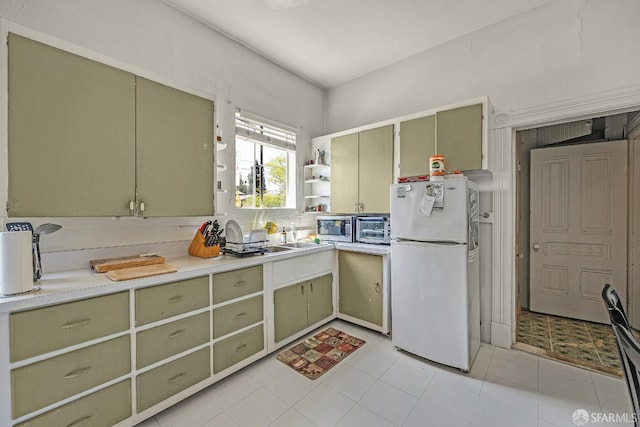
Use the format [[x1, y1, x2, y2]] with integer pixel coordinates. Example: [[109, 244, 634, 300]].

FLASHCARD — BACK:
[[188, 231, 220, 258]]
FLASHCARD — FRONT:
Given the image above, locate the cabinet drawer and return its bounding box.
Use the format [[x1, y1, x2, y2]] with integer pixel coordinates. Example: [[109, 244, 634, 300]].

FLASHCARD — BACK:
[[213, 265, 263, 304], [10, 292, 129, 362], [213, 295, 263, 339], [16, 380, 131, 427], [213, 324, 264, 374], [11, 335, 131, 419], [137, 312, 210, 368], [136, 276, 209, 326], [136, 347, 210, 412]]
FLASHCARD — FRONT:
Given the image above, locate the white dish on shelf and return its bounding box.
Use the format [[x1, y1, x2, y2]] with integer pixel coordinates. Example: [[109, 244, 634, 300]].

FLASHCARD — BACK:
[[225, 220, 243, 243]]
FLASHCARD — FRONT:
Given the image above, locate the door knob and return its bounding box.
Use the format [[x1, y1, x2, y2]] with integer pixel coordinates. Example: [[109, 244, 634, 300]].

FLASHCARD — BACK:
[[532, 243, 540, 252]]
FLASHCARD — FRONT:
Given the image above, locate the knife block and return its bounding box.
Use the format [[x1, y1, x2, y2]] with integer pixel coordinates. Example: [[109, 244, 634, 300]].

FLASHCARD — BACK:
[[188, 232, 220, 258]]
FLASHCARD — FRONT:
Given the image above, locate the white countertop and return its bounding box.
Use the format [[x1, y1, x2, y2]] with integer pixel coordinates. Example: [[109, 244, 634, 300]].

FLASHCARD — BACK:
[[0, 241, 390, 314], [0, 243, 336, 313], [334, 242, 391, 255]]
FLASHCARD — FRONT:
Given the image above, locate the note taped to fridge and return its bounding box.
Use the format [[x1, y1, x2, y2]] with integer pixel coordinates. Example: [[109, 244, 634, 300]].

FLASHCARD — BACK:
[[425, 182, 444, 208], [419, 193, 436, 216]]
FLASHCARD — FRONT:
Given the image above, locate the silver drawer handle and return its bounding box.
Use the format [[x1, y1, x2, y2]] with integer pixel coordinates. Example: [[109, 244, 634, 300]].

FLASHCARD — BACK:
[[236, 344, 247, 352], [61, 319, 91, 330], [168, 372, 186, 383], [234, 312, 247, 320], [167, 295, 185, 304], [168, 329, 186, 339], [233, 281, 247, 287], [63, 366, 92, 380], [66, 415, 92, 427]]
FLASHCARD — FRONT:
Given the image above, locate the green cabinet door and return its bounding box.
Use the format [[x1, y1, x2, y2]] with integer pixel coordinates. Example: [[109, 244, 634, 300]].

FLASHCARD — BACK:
[[7, 33, 135, 217], [399, 115, 436, 177], [307, 274, 333, 326], [338, 251, 383, 327], [274, 282, 308, 342], [358, 125, 393, 214], [436, 104, 482, 172], [135, 77, 215, 217], [330, 133, 359, 214]]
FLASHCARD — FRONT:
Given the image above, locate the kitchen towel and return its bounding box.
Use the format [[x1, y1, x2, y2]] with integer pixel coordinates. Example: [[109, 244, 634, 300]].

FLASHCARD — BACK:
[[0, 231, 34, 295]]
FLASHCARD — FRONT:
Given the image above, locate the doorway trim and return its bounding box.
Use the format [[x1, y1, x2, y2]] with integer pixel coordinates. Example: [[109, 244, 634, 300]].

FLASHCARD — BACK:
[[489, 83, 640, 348]]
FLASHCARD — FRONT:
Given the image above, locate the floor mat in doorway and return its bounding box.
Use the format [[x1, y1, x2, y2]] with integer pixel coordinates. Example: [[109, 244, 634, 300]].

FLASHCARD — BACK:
[[276, 328, 366, 379], [516, 310, 622, 377]]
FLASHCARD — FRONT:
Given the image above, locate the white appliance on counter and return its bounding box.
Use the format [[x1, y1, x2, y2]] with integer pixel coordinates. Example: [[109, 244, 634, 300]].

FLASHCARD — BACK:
[[355, 216, 391, 244], [390, 176, 480, 371]]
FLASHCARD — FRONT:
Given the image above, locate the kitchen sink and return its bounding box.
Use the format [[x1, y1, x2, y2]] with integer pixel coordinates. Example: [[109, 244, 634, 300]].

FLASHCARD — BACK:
[[265, 246, 294, 253], [279, 242, 324, 249]]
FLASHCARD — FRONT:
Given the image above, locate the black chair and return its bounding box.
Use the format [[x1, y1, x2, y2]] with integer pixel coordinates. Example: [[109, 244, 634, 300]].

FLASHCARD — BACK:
[[602, 283, 631, 330], [602, 284, 639, 426]]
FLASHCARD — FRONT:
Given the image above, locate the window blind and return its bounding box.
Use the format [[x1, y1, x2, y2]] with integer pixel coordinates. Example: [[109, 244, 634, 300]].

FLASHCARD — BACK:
[[235, 116, 296, 151]]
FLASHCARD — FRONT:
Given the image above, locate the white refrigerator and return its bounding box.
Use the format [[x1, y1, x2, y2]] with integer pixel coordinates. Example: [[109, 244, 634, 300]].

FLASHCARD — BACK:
[[390, 177, 480, 371]]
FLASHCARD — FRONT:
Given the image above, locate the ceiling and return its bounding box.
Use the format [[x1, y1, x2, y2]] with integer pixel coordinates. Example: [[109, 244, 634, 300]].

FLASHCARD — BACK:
[[164, 0, 551, 89]]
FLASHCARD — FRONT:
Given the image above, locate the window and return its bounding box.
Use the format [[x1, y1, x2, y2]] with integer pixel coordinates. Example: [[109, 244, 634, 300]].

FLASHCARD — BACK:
[[235, 114, 297, 208]]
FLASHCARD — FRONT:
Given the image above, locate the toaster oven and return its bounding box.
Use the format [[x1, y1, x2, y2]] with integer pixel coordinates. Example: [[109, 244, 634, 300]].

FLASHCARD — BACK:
[[355, 216, 391, 244]]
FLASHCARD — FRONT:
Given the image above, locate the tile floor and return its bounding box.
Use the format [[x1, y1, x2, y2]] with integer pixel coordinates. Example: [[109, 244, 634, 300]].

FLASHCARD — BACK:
[[136, 320, 633, 427], [516, 311, 622, 377]]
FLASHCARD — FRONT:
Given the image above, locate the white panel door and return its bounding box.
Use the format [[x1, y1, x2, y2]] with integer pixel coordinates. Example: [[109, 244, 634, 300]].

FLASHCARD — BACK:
[[529, 140, 628, 323]]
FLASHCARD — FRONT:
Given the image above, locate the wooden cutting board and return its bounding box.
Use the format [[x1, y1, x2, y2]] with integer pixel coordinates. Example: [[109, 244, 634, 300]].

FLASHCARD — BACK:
[[106, 264, 177, 282], [90, 254, 165, 273]]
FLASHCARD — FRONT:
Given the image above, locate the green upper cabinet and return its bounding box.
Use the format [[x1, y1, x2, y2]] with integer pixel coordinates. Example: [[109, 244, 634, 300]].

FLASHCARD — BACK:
[[358, 125, 394, 214], [330, 124, 393, 214], [435, 103, 483, 172], [135, 78, 214, 217], [7, 33, 215, 217], [398, 103, 483, 177], [399, 115, 435, 177], [8, 33, 136, 217], [330, 133, 359, 214]]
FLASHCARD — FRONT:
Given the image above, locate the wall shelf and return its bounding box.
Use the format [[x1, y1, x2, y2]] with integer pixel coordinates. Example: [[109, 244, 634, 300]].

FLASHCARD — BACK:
[[303, 163, 330, 213]]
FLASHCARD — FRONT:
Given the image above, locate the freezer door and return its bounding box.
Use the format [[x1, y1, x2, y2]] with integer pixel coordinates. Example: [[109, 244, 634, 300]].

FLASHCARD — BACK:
[[390, 180, 468, 242], [391, 240, 472, 370]]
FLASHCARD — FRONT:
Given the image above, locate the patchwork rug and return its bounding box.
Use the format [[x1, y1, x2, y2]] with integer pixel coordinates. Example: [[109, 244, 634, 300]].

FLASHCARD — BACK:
[[277, 327, 366, 379]]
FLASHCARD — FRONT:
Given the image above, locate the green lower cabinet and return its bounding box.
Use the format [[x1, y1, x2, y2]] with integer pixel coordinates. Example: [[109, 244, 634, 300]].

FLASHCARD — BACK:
[[213, 325, 264, 374], [11, 336, 131, 419], [136, 347, 210, 412], [338, 251, 383, 327], [307, 274, 333, 326], [274, 274, 333, 343], [274, 283, 308, 343], [16, 380, 131, 427]]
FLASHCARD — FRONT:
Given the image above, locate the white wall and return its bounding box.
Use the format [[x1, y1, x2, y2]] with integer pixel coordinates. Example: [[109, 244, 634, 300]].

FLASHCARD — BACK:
[[325, 0, 640, 133], [0, 0, 324, 260]]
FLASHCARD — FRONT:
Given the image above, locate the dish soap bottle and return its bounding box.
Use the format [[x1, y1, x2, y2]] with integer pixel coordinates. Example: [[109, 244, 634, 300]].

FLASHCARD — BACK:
[[290, 223, 297, 242], [280, 227, 287, 244]]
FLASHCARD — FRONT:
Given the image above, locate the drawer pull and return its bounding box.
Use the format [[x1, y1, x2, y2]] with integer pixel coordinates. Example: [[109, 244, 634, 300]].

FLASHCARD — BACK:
[[168, 329, 186, 339], [167, 372, 186, 383], [234, 312, 247, 319], [167, 295, 185, 304], [61, 319, 91, 330], [233, 281, 247, 287], [375, 282, 381, 294], [236, 344, 247, 352], [66, 415, 93, 427], [63, 366, 92, 380]]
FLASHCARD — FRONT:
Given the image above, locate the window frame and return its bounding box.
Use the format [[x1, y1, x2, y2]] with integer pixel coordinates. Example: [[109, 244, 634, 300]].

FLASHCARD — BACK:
[[234, 113, 297, 210]]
